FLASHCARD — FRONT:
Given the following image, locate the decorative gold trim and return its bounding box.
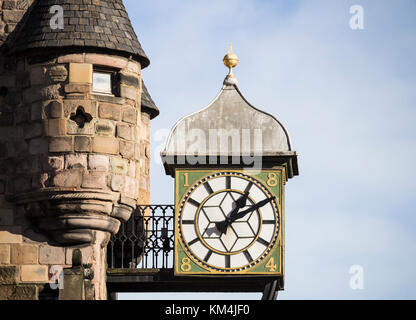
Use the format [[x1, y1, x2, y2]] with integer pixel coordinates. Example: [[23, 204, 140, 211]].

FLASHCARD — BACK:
[[175, 169, 284, 275]]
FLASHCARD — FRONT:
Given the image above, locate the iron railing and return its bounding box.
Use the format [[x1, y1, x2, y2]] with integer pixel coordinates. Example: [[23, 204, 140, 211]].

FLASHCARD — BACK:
[[107, 205, 175, 269]]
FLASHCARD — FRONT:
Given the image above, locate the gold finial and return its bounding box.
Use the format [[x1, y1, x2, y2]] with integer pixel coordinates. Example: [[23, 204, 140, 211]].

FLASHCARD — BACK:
[[223, 43, 239, 78]]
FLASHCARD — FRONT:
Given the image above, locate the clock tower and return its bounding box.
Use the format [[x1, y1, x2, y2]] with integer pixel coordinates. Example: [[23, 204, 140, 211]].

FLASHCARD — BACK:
[[162, 46, 298, 290]]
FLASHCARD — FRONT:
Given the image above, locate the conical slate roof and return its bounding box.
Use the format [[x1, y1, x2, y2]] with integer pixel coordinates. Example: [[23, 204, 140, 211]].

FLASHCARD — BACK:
[[10, 0, 149, 68], [141, 80, 159, 119]]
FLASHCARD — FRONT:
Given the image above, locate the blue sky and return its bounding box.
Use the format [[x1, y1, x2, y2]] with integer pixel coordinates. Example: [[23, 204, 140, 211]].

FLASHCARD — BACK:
[[120, 0, 416, 299]]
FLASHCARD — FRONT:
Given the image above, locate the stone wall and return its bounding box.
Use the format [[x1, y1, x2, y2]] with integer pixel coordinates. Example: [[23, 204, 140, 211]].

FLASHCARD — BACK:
[[0, 51, 151, 299]]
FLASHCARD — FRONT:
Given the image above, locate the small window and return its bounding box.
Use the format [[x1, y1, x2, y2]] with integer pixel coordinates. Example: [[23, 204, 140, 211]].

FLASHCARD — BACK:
[[93, 71, 113, 95]]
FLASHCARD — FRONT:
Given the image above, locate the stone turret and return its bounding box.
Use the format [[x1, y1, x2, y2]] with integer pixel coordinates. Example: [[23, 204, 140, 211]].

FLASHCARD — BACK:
[[0, 0, 158, 299]]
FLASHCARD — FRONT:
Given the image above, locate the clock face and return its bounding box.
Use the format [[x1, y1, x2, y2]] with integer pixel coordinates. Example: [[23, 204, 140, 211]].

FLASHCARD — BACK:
[[176, 170, 281, 274]]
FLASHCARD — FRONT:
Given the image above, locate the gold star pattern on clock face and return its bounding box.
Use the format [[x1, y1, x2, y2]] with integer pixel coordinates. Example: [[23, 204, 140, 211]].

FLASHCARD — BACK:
[[176, 170, 281, 273]]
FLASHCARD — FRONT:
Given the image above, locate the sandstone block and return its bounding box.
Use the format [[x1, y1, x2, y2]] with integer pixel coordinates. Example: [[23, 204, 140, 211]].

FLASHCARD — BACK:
[[65, 246, 93, 265], [46, 119, 66, 136], [49, 137, 73, 153], [116, 123, 132, 140], [74, 136, 91, 152], [65, 154, 87, 169], [122, 106, 137, 124], [88, 154, 109, 171], [67, 119, 94, 135], [20, 265, 49, 283], [30, 66, 46, 86], [95, 120, 115, 137], [120, 140, 134, 160], [122, 176, 138, 199], [92, 137, 119, 154], [82, 171, 106, 189], [0, 245, 10, 265], [50, 170, 82, 188], [0, 285, 38, 300], [63, 99, 96, 118], [48, 65, 68, 83], [84, 54, 127, 69], [99, 103, 121, 121], [58, 54, 84, 64], [42, 156, 64, 171], [110, 157, 128, 175], [69, 63, 92, 83], [127, 161, 136, 178], [0, 227, 22, 244], [48, 101, 63, 118], [11, 244, 38, 264], [0, 266, 18, 284], [2, 10, 24, 23], [110, 175, 124, 192], [65, 83, 91, 94], [39, 245, 65, 265]]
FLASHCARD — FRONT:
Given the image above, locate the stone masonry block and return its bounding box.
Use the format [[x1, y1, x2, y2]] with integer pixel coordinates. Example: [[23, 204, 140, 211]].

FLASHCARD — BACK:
[[11, 244, 38, 264], [122, 106, 137, 124], [65, 154, 87, 169], [116, 123, 132, 140], [82, 171, 106, 189], [122, 176, 138, 199], [41, 156, 64, 171], [95, 120, 115, 137], [110, 175, 124, 192], [0, 245, 10, 265], [120, 85, 137, 100], [0, 285, 39, 300], [39, 245, 65, 265], [20, 265, 49, 283], [46, 119, 66, 136], [49, 137, 73, 153], [0, 227, 23, 244], [63, 99, 96, 118], [92, 137, 119, 154], [88, 154, 109, 171], [74, 136, 91, 152], [99, 103, 121, 121], [110, 157, 128, 175], [0, 266, 18, 284], [48, 101, 63, 118], [30, 66, 46, 86], [69, 63, 92, 83], [50, 170, 82, 188], [120, 140, 134, 160], [65, 246, 93, 265]]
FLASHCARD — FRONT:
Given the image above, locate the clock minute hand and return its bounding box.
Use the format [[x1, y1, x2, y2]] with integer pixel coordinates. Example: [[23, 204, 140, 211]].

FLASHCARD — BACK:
[[230, 196, 276, 223], [215, 192, 250, 235]]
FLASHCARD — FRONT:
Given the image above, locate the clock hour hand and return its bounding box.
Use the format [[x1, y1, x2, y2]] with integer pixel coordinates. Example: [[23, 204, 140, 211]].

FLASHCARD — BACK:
[[230, 196, 276, 223], [215, 191, 250, 235]]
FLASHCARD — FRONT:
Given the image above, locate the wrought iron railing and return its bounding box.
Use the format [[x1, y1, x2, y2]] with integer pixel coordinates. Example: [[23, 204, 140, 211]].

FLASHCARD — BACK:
[[107, 205, 175, 269]]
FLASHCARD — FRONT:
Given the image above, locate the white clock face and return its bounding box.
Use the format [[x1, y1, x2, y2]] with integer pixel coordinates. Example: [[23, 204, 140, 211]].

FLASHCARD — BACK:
[[177, 171, 280, 272]]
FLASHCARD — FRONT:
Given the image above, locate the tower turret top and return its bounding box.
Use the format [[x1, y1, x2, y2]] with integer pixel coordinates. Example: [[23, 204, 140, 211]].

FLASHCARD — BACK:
[[7, 0, 150, 68]]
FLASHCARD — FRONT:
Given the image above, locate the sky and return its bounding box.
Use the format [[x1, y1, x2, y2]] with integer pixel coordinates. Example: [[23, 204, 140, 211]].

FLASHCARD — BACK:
[[119, 0, 416, 300]]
